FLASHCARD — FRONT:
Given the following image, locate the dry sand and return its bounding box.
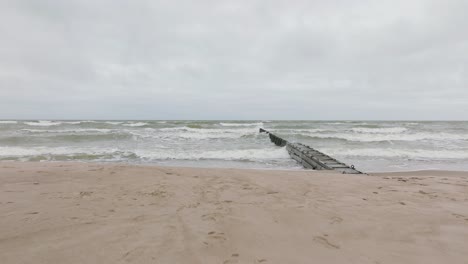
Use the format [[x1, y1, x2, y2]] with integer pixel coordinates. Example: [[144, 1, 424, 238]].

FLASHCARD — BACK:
[[0, 162, 467, 264]]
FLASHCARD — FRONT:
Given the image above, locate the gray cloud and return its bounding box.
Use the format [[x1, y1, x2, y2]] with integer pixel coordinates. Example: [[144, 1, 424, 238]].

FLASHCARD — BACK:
[[1, 0, 467, 120]]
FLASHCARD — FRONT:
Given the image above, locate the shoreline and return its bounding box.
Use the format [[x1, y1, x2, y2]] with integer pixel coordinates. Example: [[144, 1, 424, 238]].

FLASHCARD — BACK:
[[2, 160, 468, 174], [1, 162, 467, 263]]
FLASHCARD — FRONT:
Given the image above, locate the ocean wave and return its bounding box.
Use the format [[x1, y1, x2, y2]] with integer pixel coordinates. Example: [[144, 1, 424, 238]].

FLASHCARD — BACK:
[[176, 132, 254, 139], [21, 128, 114, 133], [62, 121, 83, 125], [0, 146, 290, 162], [302, 132, 468, 142], [351, 127, 408, 134], [0, 121, 18, 124], [0, 146, 116, 156], [57, 120, 99, 125], [158, 126, 255, 133], [270, 128, 329, 134], [123, 122, 148, 127], [130, 127, 257, 139], [219, 122, 263, 127], [0, 146, 138, 161], [1, 133, 132, 143], [322, 148, 468, 159], [105, 121, 124, 125], [135, 147, 290, 160], [24, 121, 62, 126]]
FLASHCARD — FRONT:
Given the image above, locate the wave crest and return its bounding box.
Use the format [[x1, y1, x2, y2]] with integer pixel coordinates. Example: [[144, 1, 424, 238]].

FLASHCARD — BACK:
[[24, 121, 62, 126]]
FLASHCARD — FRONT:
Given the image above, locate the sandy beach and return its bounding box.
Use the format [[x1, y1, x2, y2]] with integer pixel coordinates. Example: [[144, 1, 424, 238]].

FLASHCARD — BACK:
[[0, 162, 467, 264]]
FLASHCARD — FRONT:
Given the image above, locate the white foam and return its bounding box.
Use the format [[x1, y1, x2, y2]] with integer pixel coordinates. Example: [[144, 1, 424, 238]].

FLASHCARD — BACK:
[[178, 128, 257, 139], [304, 132, 468, 142], [135, 147, 290, 160], [0, 146, 116, 156], [0, 121, 17, 124], [138, 126, 258, 139], [351, 127, 407, 134], [176, 132, 250, 139], [271, 128, 329, 133], [0, 145, 290, 162], [24, 121, 62, 126], [21, 128, 114, 133], [123, 122, 148, 127], [219, 122, 263, 127], [62, 121, 83, 125], [322, 148, 468, 159], [129, 128, 256, 140], [105, 121, 124, 125]]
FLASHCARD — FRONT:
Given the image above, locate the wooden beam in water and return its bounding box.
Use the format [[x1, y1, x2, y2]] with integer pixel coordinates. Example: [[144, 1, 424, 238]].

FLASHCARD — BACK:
[[259, 128, 363, 174]]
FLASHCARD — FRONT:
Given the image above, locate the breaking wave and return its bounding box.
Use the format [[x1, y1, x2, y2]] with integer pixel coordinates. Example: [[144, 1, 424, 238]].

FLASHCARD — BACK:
[[0, 146, 290, 162], [135, 147, 290, 160], [21, 128, 114, 134], [322, 148, 468, 160], [2, 120, 468, 171], [351, 127, 407, 134], [105, 121, 124, 125], [0, 121, 18, 124], [302, 132, 468, 142], [219, 122, 263, 127], [24, 121, 62, 126], [122, 122, 148, 127]]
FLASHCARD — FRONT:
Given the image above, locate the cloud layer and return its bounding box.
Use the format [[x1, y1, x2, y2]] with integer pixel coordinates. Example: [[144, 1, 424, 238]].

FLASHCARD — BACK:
[[1, 0, 467, 120]]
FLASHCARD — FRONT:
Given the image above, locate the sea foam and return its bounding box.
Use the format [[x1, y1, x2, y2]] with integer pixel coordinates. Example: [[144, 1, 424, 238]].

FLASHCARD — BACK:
[[24, 121, 62, 126]]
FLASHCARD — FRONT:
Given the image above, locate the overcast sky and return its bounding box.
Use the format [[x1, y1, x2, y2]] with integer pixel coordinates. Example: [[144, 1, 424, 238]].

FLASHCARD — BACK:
[[0, 0, 467, 120]]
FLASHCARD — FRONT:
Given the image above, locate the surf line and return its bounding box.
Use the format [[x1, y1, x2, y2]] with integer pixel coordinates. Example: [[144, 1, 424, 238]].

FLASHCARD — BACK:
[[259, 128, 363, 174]]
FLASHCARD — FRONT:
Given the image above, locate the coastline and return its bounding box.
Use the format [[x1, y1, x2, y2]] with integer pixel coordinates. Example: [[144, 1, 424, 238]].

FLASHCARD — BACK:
[[1, 162, 467, 263]]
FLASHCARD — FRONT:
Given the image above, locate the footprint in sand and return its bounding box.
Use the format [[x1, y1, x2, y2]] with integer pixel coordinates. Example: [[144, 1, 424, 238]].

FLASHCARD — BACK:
[[313, 236, 340, 249], [222, 254, 240, 264], [452, 213, 465, 219], [79, 191, 93, 198], [330, 216, 343, 224], [201, 213, 220, 221], [207, 231, 226, 242], [88, 168, 104, 172], [418, 190, 438, 198], [242, 184, 253, 190], [147, 189, 168, 198]]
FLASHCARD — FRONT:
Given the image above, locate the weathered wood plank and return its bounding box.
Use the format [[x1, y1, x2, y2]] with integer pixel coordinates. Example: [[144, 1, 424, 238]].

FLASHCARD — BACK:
[[260, 128, 363, 174]]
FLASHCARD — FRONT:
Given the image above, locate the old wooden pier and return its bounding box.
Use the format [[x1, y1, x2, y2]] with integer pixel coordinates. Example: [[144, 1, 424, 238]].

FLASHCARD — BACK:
[[260, 128, 363, 174]]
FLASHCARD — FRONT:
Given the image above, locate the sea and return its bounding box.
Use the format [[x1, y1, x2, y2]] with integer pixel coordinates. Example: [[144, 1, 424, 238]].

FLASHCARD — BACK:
[[1, 120, 467, 172]]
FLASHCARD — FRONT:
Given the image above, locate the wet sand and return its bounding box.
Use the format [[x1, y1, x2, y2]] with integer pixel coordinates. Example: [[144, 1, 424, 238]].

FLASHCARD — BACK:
[[1, 162, 467, 263]]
